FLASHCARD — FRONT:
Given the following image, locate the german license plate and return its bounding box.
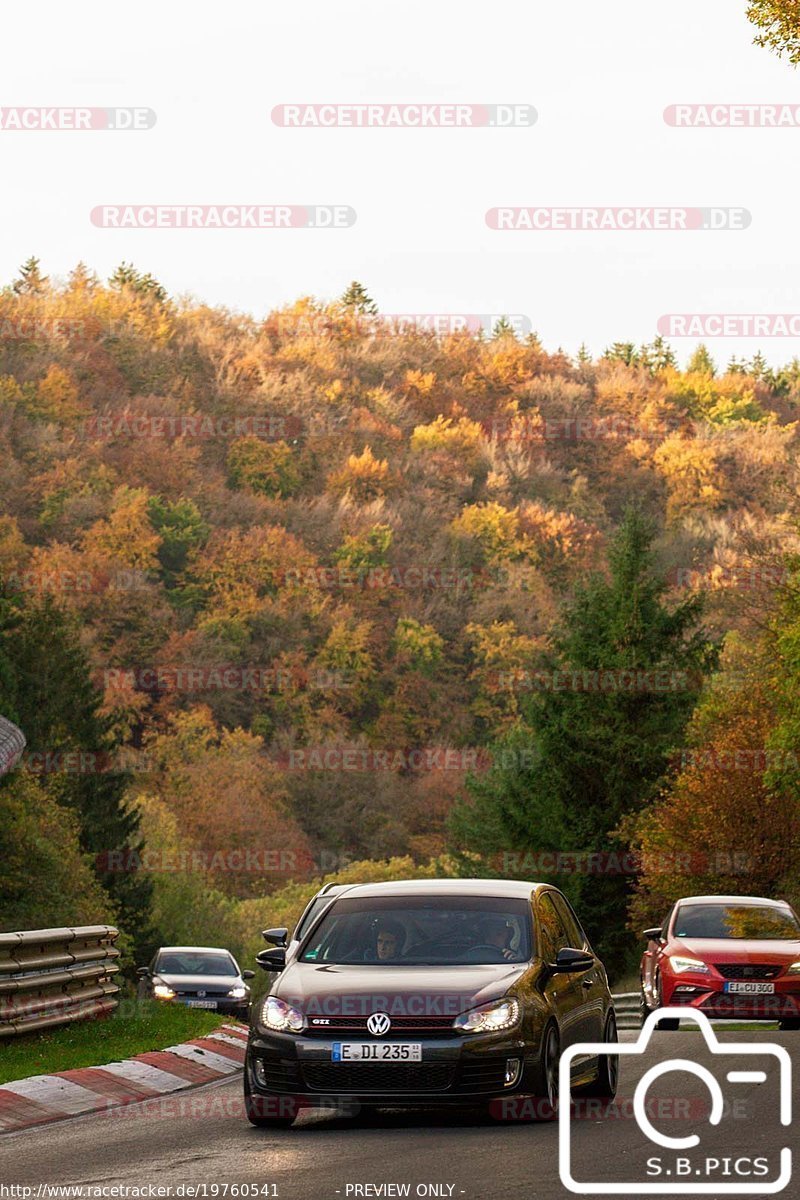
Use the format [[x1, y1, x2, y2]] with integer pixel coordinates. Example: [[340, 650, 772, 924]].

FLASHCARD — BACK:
[[723, 982, 775, 995], [188, 999, 218, 1008], [332, 1042, 422, 1061]]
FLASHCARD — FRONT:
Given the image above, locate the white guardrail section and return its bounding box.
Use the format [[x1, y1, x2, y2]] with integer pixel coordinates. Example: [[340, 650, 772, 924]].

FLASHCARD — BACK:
[[0, 927, 121, 1038], [612, 991, 640, 1030], [0, 714, 26, 776]]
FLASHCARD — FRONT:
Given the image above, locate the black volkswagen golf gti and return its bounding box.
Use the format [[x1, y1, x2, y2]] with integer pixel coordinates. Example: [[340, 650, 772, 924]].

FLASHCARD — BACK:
[[244, 880, 618, 1126]]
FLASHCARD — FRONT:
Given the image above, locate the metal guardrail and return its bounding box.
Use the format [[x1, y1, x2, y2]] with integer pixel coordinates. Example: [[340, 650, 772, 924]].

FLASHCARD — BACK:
[[0, 926, 121, 1037], [0, 715, 26, 777], [612, 991, 640, 1030]]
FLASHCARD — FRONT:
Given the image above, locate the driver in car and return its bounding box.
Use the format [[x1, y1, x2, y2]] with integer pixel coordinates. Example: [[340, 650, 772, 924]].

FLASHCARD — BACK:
[[475, 916, 516, 960], [365, 918, 405, 961]]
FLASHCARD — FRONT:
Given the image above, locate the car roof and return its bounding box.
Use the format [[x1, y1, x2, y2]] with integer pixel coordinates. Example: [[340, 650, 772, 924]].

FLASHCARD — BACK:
[[674, 896, 792, 907], [324, 878, 549, 899], [157, 946, 236, 954]]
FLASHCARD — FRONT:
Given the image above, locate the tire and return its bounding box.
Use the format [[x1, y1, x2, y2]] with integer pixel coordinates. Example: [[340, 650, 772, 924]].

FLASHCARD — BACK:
[[639, 983, 653, 1028], [779, 1018, 800, 1031], [244, 1069, 297, 1129], [530, 1024, 560, 1122], [581, 1010, 619, 1098], [654, 973, 680, 1031]]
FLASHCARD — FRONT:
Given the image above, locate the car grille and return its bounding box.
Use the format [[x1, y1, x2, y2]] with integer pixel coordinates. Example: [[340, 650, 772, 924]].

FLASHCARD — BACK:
[[304, 1015, 459, 1038], [713, 964, 782, 980], [302, 1062, 455, 1093], [458, 1057, 509, 1092]]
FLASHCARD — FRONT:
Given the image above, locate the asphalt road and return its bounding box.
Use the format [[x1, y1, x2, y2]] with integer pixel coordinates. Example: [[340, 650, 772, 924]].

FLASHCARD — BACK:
[[2, 1030, 796, 1200]]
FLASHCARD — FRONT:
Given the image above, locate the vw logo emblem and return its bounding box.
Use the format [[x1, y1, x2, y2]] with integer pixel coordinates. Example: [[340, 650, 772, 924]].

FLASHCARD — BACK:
[[197, 990, 206, 998], [367, 1011, 391, 1036]]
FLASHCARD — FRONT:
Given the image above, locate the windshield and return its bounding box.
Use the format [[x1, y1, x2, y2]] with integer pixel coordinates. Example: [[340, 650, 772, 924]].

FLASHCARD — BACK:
[[156, 951, 238, 976], [299, 896, 532, 965], [674, 904, 800, 941]]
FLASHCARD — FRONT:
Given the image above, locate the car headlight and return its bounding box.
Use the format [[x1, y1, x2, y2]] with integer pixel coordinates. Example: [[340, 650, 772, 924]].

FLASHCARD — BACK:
[[453, 997, 520, 1033], [260, 996, 305, 1032], [228, 986, 247, 999], [786, 961, 800, 975], [153, 983, 176, 1000], [671, 957, 710, 975]]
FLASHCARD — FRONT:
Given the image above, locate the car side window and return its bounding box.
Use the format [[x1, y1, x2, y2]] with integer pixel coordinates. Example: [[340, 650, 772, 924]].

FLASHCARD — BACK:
[[661, 908, 673, 941], [551, 893, 585, 949], [538, 894, 570, 961]]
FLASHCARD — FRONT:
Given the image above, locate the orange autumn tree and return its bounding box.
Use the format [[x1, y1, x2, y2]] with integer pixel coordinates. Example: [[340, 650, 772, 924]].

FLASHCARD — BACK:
[[141, 707, 312, 898], [627, 646, 799, 930]]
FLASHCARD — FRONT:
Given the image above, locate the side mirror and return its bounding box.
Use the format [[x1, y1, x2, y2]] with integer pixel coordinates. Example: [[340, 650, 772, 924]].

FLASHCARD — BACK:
[[643, 927, 664, 942], [262, 927, 289, 947], [137, 966, 150, 977], [256, 947, 287, 972], [242, 970, 256, 980], [552, 947, 595, 974]]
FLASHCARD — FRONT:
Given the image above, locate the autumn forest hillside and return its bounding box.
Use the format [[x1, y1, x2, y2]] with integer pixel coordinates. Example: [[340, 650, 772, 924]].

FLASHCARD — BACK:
[[2, 262, 800, 974]]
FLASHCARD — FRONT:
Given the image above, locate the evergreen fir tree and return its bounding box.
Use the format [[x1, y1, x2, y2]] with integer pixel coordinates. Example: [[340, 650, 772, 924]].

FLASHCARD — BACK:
[[12, 257, 48, 295], [687, 344, 716, 376], [449, 509, 718, 971], [340, 281, 378, 315], [109, 262, 168, 304], [1, 594, 153, 954]]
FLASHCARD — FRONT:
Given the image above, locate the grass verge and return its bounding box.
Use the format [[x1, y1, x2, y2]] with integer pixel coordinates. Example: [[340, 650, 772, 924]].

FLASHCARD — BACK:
[[0, 1001, 242, 1086]]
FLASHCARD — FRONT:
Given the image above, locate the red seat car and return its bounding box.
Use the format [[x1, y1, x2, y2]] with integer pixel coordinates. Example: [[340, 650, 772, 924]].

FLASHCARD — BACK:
[[640, 895, 800, 1030]]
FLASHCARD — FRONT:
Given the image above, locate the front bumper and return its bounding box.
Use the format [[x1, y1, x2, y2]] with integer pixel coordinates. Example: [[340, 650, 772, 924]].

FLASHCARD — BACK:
[[664, 977, 800, 1021], [246, 1028, 532, 1105], [158, 995, 250, 1018]]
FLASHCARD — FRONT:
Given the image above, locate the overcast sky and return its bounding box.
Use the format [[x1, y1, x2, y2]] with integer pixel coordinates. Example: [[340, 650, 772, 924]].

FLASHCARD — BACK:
[[2, 0, 799, 365]]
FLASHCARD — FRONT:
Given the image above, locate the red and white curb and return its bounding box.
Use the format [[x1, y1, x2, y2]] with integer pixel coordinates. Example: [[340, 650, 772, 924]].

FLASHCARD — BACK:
[[0, 1024, 248, 1133]]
